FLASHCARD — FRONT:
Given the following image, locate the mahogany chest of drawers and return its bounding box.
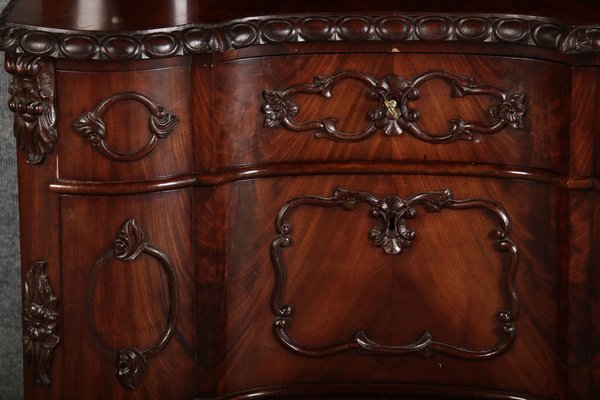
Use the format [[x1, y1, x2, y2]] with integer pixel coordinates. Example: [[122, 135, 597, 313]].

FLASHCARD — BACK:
[[1, 0, 599, 399]]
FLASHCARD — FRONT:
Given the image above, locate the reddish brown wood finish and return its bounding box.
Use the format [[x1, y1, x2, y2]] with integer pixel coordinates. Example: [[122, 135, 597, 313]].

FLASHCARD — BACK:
[[6, 0, 600, 30], [60, 190, 195, 399], [56, 60, 193, 181], [209, 53, 570, 173], [2, 1, 599, 400]]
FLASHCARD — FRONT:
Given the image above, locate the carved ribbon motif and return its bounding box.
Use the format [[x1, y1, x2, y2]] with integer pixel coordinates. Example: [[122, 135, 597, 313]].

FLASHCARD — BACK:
[[263, 70, 526, 143], [271, 187, 519, 358], [4, 53, 57, 164], [73, 92, 179, 161], [22, 261, 59, 386], [87, 219, 179, 389]]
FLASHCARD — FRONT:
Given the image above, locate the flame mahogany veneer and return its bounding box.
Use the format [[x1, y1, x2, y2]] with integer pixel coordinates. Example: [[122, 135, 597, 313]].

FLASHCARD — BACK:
[[1, 0, 599, 399]]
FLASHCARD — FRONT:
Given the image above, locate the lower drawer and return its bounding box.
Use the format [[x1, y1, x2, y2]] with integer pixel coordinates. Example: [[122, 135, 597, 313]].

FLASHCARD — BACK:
[[212, 175, 564, 399], [59, 189, 195, 400]]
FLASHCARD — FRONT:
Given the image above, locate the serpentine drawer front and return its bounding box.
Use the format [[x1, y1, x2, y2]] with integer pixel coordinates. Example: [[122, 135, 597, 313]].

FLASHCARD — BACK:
[[1, 1, 599, 400]]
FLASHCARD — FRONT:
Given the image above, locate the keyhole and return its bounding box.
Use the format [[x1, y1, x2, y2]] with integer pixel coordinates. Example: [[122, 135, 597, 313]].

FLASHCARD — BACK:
[[388, 217, 396, 231]]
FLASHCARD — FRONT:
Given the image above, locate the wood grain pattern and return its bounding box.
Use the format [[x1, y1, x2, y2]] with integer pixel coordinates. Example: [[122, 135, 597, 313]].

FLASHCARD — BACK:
[[57, 61, 193, 181], [59, 190, 194, 400], [208, 53, 570, 173], [214, 175, 564, 398], [3, 2, 598, 400]]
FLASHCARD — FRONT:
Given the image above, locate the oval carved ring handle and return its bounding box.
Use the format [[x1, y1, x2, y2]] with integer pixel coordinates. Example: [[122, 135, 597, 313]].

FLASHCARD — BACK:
[[73, 92, 179, 162], [87, 218, 179, 389]]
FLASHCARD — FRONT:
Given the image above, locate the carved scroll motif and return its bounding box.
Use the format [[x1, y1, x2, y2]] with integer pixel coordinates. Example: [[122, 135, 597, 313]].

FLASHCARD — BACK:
[[271, 187, 519, 358], [263, 70, 526, 143], [87, 219, 179, 389], [23, 261, 59, 386], [73, 92, 179, 161], [4, 53, 57, 164]]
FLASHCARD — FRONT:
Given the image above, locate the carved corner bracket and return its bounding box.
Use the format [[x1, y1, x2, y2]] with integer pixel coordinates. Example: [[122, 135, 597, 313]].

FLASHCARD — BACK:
[[263, 70, 526, 143], [4, 53, 57, 164], [23, 261, 59, 386], [270, 187, 519, 358], [87, 218, 179, 389], [73, 92, 179, 162]]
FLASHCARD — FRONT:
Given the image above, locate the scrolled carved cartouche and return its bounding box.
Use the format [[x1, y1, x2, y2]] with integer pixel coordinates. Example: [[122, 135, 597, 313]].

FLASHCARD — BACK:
[[262, 70, 527, 143], [270, 187, 519, 358]]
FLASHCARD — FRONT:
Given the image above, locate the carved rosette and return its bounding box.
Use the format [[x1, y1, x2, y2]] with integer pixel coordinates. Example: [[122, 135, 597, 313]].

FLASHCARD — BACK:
[[4, 53, 57, 164], [22, 261, 59, 386], [271, 188, 519, 358], [73, 92, 179, 162], [263, 70, 527, 143], [87, 218, 179, 389]]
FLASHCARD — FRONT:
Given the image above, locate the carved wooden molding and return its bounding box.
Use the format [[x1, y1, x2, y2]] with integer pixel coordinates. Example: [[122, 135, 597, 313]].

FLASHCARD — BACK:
[[4, 53, 56, 164], [23, 261, 59, 386], [0, 15, 598, 60], [87, 218, 179, 389], [271, 187, 519, 358], [263, 70, 526, 143], [73, 92, 179, 162]]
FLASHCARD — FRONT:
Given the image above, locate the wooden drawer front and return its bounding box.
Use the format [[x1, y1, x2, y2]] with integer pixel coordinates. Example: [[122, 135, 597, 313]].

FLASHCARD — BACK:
[[59, 190, 194, 400], [208, 54, 570, 173], [57, 65, 192, 181], [213, 176, 564, 399]]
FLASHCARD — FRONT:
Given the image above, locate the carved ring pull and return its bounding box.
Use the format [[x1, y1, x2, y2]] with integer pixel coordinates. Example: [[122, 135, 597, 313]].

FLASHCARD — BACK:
[[87, 218, 179, 389], [271, 188, 519, 358], [263, 70, 526, 143], [73, 92, 179, 162]]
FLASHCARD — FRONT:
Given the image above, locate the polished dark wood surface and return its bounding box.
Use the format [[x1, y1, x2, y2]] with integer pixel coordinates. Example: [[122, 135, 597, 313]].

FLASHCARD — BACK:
[[1, 0, 599, 399], [6, 0, 600, 30]]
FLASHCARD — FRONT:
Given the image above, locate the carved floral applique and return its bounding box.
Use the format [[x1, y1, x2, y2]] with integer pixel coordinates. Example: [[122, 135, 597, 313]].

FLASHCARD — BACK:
[[22, 261, 59, 386]]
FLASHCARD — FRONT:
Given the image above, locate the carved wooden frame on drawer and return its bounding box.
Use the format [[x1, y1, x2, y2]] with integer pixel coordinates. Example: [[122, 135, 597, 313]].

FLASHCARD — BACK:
[[86, 219, 180, 390], [270, 187, 519, 358], [262, 69, 526, 143]]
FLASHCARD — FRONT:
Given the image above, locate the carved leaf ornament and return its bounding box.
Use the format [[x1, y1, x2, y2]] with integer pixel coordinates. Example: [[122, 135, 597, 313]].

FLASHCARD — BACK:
[[270, 188, 519, 358], [263, 70, 526, 143], [22, 261, 59, 386], [87, 218, 179, 389], [4, 54, 57, 164]]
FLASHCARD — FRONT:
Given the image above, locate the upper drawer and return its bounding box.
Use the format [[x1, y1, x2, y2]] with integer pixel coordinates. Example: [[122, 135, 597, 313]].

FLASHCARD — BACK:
[[57, 64, 192, 181], [207, 53, 570, 173]]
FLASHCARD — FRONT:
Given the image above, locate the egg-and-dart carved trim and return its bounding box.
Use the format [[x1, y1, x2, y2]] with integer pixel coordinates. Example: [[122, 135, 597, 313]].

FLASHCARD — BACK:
[[263, 70, 526, 143], [271, 187, 519, 358], [0, 14, 598, 60], [22, 261, 59, 386], [86, 218, 179, 389], [4, 53, 56, 164], [73, 92, 179, 162]]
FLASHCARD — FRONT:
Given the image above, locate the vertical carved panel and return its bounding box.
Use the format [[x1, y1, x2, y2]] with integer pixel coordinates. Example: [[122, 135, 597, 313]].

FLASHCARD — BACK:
[[87, 218, 180, 389], [4, 53, 56, 164], [22, 261, 59, 386]]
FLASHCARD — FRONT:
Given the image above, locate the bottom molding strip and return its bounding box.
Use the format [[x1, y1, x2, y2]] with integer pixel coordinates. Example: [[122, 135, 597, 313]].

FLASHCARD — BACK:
[[218, 383, 553, 400]]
